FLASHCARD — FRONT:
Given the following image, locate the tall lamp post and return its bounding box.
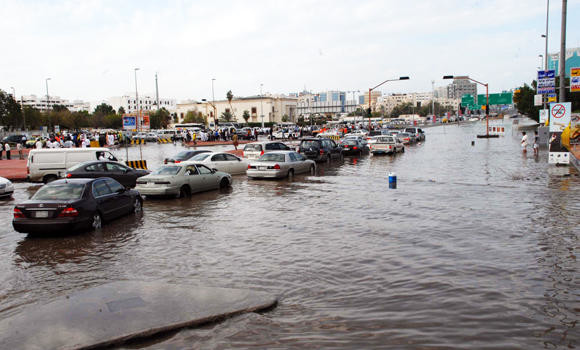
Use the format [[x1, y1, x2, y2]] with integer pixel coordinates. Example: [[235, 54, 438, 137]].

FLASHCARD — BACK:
[[45, 78, 51, 112], [368, 76, 409, 129], [260, 83, 264, 128], [212, 78, 216, 129], [443, 75, 496, 138], [134, 68, 143, 161]]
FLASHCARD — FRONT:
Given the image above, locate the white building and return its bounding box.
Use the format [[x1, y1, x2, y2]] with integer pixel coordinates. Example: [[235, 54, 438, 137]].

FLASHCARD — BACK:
[[104, 94, 176, 114], [20, 94, 90, 112], [296, 91, 359, 117], [378, 92, 459, 114], [174, 95, 298, 126]]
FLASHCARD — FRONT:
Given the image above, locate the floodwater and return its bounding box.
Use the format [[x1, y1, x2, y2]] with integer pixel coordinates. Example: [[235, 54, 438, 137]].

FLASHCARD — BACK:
[[0, 120, 578, 349]]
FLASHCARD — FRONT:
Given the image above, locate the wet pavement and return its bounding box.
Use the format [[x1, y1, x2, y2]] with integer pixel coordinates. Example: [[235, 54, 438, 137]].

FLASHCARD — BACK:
[[0, 121, 578, 349]]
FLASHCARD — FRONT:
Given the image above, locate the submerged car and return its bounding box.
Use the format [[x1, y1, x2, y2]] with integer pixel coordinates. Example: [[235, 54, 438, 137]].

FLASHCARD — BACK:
[[65, 161, 150, 188], [182, 152, 248, 175], [0, 176, 15, 198], [369, 135, 404, 155], [247, 151, 316, 179], [340, 138, 367, 156], [135, 163, 232, 198], [12, 178, 142, 234], [243, 141, 291, 160], [298, 138, 342, 162], [164, 150, 211, 164]]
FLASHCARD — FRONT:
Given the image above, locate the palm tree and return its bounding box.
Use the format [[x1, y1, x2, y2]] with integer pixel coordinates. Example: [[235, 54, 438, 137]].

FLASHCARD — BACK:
[[243, 110, 250, 125], [226, 90, 235, 120]]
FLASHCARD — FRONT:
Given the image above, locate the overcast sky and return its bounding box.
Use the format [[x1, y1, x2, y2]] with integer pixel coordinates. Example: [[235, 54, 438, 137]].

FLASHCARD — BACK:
[[1, 0, 580, 102]]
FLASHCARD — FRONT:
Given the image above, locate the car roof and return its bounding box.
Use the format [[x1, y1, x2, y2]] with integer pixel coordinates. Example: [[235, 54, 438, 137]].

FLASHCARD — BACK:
[[267, 150, 293, 154], [246, 140, 282, 145], [49, 178, 97, 185]]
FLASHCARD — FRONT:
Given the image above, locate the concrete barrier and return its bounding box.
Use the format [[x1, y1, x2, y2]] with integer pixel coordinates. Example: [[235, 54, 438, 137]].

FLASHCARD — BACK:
[[126, 160, 148, 169], [157, 138, 171, 143], [131, 139, 146, 145]]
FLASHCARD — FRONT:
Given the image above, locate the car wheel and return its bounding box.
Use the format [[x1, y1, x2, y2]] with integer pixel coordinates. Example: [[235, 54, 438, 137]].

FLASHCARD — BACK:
[[43, 174, 58, 184], [287, 169, 294, 179], [91, 212, 102, 230], [178, 185, 191, 198], [309, 165, 316, 175], [133, 197, 142, 213], [219, 178, 230, 188]]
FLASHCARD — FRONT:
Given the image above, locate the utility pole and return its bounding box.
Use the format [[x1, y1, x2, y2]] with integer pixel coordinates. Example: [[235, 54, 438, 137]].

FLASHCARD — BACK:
[[543, 0, 549, 111], [155, 72, 160, 110], [431, 80, 435, 117], [134, 68, 142, 161], [260, 83, 264, 128], [212, 78, 216, 129], [45, 78, 51, 112], [559, 0, 567, 103]]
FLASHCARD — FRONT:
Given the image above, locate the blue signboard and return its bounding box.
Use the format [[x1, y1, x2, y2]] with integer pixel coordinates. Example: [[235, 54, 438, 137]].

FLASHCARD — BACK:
[[538, 70, 555, 79], [123, 115, 136, 130], [537, 70, 556, 94]]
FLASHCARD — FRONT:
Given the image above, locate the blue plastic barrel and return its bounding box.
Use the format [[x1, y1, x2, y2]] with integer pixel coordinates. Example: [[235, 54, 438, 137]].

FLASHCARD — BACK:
[[388, 172, 397, 189]]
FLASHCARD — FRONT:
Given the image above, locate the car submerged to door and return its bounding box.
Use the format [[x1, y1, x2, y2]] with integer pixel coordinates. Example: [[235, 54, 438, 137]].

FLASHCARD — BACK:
[[12, 178, 142, 234], [182, 152, 248, 175], [65, 161, 150, 188], [247, 151, 316, 179], [135, 163, 232, 198]]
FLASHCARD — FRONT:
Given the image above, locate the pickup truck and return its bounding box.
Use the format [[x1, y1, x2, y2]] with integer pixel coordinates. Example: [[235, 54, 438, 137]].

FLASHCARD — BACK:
[[368, 135, 404, 155]]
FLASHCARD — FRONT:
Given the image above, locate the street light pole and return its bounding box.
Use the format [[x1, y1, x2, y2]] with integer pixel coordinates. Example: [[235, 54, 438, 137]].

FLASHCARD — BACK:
[[542, 0, 550, 111], [559, 0, 567, 103], [260, 83, 264, 128], [212, 78, 217, 129], [134, 68, 143, 161], [368, 76, 409, 130], [45, 78, 51, 112], [443, 75, 494, 138]]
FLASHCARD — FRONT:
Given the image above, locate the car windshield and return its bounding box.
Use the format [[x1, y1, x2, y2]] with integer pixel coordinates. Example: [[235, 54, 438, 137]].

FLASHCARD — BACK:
[[190, 153, 210, 161], [375, 137, 395, 143], [32, 183, 85, 200], [259, 153, 286, 162], [174, 151, 192, 160], [301, 140, 320, 148], [67, 162, 89, 171], [343, 140, 357, 145], [244, 144, 262, 151], [152, 166, 181, 175]]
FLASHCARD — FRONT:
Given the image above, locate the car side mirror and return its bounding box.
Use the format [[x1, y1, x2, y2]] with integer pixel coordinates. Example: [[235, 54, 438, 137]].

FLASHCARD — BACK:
[[212, 168, 218, 173]]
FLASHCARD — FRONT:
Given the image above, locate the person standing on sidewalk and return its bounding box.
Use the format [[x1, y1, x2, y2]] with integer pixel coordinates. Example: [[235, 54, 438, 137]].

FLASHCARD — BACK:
[[4, 143, 11, 160], [0, 142, 3, 160], [17, 142, 23, 159]]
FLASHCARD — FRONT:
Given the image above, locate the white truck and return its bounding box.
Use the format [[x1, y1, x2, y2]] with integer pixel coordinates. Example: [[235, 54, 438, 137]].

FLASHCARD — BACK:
[[27, 148, 118, 183], [368, 136, 404, 155]]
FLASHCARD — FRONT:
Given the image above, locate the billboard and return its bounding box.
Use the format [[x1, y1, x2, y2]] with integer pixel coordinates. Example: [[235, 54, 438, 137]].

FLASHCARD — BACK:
[[123, 115, 137, 131], [571, 67, 580, 92], [537, 70, 556, 94]]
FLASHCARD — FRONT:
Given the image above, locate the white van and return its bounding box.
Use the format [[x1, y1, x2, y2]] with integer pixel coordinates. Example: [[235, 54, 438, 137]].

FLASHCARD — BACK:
[[27, 148, 118, 183]]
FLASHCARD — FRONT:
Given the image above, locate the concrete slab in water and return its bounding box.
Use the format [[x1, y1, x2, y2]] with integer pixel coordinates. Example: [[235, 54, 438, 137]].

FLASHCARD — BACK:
[[0, 281, 277, 350]]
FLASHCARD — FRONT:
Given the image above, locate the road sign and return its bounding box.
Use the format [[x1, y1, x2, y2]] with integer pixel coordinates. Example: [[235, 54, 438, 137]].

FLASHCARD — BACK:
[[476, 93, 512, 106], [549, 102, 571, 132], [539, 109, 548, 123], [547, 93, 557, 102], [537, 70, 556, 94], [123, 115, 137, 131], [534, 94, 543, 106], [571, 67, 580, 92]]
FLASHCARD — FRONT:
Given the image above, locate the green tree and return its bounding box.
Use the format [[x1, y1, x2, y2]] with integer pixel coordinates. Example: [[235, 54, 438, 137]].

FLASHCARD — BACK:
[[513, 83, 540, 122], [390, 102, 413, 117], [242, 110, 250, 125], [0, 90, 23, 129], [149, 108, 171, 129], [220, 110, 234, 122], [282, 114, 289, 122], [183, 110, 205, 124], [93, 103, 115, 117], [118, 106, 126, 115]]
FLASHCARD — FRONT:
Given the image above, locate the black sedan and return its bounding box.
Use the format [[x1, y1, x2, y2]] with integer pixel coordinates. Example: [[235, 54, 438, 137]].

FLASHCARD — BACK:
[[164, 150, 211, 164], [65, 161, 149, 188], [340, 139, 367, 155], [13, 178, 142, 234]]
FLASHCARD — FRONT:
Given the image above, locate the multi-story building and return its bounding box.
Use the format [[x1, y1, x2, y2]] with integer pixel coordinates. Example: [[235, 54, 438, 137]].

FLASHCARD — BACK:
[[174, 94, 298, 126], [378, 92, 459, 114], [358, 91, 382, 107], [447, 79, 477, 101], [106, 94, 176, 114], [20, 95, 90, 112], [296, 91, 358, 117]]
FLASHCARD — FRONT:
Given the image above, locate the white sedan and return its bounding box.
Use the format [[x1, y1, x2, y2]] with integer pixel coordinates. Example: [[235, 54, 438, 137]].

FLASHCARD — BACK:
[[0, 176, 15, 198], [182, 152, 248, 175], [135, 163, 232, 198], [247, 151, 316, 179]]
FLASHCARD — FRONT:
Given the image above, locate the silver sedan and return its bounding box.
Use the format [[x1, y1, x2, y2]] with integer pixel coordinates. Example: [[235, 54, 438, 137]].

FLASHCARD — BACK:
[[135, 163, 232, 198], [247, 151, 316, 179]]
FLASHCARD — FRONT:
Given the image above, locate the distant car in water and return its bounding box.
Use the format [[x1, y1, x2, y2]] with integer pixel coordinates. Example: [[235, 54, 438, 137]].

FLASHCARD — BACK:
[[164, 150, 211, 164], [12, 178, 142, 234], [182, 152, 248, 175], [298, 138, 342, 162], [369, 135, 404, 155], [247, 151, 315, 179], [243, 141, 291, 160], [65, 161, 150, 188], [404, 127, 425, 141], [340, 138, 367, 156]]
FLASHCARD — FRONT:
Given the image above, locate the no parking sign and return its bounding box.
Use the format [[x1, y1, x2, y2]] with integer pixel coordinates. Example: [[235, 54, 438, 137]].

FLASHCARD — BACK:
[[549, 102, 571, 132]]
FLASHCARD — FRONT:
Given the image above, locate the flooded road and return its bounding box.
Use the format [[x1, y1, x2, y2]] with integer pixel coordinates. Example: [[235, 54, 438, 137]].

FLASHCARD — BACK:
[[0, 121, 578, 349]]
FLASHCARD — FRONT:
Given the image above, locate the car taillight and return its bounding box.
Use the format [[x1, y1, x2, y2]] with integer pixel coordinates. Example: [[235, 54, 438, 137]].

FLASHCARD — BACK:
[[58, 207, 78, 217], [13, 208, 25, 218], [273, 164, 281, 170], [26, 166, 29, 174], [175, 160, 181, 164], [164, 159, 167, 164], [248, 164, 251, 169], [260, 151, 264, 156], [389, 146, 392, 149], [353, 146, 358, 150], [319, 150, 324, 155], [66, 173, 72, 178]]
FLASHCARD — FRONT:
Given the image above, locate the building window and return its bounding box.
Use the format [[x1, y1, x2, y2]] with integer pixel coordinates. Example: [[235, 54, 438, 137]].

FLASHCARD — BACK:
[[225, 108, 230, 113], [251, 107, 257, 114]]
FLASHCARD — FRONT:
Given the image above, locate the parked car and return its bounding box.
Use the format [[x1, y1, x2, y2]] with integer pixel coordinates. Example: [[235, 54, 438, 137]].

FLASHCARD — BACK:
[[0, 176, 15, 198], [369, 135, 404, 155], [273, 129, 299, 139], [298, 137, 342, 162], [145, 132, 159, 142], [2, 134, 27, 146], [340, 138, 367, 156], [397, 132, 415, 144], [27, 148, 118, 183], [164, 150, 211, 164], [404, 127, 425, 141], [65, 161, 150, 188], [183, 152, 248, 175], [131, 132, 147, 140], [243, 141, 291, 160], [135, 163, 232, 198], [12, 178, 142, 234], [247, 151, 316, 179], [343, 134, 368, 146]]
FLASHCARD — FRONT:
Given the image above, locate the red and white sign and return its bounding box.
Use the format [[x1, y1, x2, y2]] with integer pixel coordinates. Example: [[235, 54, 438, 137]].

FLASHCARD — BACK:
[[549, 102, 571, 132]]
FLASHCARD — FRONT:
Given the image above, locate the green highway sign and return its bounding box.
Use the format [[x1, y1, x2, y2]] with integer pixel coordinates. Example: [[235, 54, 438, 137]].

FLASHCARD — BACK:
[[477, 92, 513, 106]]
